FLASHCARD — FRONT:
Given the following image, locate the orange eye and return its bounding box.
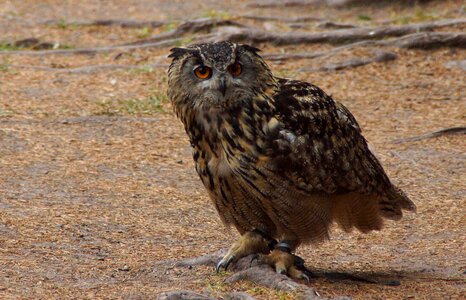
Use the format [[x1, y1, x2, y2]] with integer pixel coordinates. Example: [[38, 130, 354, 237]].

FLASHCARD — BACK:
[[194, 66, 212, 79], [227, 63, 242, 77]]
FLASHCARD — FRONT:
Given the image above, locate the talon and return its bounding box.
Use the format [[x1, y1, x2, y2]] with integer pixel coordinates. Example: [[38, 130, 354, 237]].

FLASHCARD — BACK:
[[216, 231, 271, 273], [216, 255, 235, 273], [300, 273, 310, 284], [262, 246, 313, 283], [224, 255, 235, 271], [216, 260, 222, 273], [249, 254, 259, 267]]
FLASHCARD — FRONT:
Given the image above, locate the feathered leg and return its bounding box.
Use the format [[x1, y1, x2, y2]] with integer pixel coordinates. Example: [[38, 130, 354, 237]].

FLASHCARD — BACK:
[[216, 230, 275, 272]]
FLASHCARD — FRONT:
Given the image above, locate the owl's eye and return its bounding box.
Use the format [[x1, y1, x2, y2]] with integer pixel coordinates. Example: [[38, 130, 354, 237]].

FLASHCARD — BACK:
[[227, 63, 242, 77], [194, 66, 212, 79]]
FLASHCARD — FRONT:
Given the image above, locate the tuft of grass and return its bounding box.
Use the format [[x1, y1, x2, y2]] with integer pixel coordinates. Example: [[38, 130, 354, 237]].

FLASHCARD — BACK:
[[0, 62, 9, 72], [202, 9, 231, 20], [357, 14, 372, 21], [129, 66, 155, 74], [0, 108, 13, 117], [0, 40, 73, 51], [95, 93, 167, 116], [135, 27, 152, 38], [0, 58, 13, 73], [160, 22, 178, 32], [0, 43, 20, 51], [53, 43, 74, 49], [55, 19, 80, 30], [175, 37, 194, 47], [273, 69, 298, 79]]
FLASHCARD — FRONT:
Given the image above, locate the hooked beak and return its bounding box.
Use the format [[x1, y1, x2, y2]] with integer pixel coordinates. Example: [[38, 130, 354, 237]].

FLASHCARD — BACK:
[[219, 76, 226, 97]]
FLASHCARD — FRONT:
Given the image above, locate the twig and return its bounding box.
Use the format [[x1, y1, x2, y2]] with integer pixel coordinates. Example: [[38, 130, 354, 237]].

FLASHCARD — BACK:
[[391, 127, 466, 144], [215, 18, 466, 45]]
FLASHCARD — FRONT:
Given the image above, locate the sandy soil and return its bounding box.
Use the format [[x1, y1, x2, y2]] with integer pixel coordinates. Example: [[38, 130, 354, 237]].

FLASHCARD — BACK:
[[0, 0, 465, 299]]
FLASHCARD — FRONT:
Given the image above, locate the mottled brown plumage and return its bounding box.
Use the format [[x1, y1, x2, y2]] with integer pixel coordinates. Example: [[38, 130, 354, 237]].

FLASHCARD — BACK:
[[167, 41, 415, 279]]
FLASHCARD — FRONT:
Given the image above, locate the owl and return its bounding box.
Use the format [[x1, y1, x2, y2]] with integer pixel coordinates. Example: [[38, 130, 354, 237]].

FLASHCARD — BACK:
[[167, 41, 415, 281]]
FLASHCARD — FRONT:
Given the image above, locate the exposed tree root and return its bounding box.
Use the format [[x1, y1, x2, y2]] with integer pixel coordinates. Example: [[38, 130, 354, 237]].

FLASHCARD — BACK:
[[391, 126, 466, 144], [300, 50, 397, 71], [0, 34, 214, 56], [2, 18, 463, 57], [225, 265, 315, 292], [155, 250, 407, 299], [172, 249, 226, 268], [215, 18, 465, 45], [263, 40, 372, 61], [246, 0, 320, 8], [227, 292, 259, 300], [124, 18, 247, 46], [156, 250, 322, 298], [316, 21, 358, 29], [247, 0, 433, 8], [156, 290, 216, 300], [0, 38, 182, 56], [6, 63, 168, 74], [156, 290, 269, 300], [381, 32, 466, 49], [43, 19, 165, 28], [252, 32, 465, 63], [238, 14, 326, 23]]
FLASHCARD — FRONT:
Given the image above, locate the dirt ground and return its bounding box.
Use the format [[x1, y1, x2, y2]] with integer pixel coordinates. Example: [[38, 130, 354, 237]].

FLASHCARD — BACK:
[[0, 0, 465, 299]]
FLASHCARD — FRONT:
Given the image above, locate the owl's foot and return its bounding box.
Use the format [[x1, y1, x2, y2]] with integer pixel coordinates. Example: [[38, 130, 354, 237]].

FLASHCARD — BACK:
[[254, 243, 312, 283], [216, 230, 276, 272]]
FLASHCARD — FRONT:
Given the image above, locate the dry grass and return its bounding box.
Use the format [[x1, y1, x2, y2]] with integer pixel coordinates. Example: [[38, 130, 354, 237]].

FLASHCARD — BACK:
[[0, 0, 465, 299]]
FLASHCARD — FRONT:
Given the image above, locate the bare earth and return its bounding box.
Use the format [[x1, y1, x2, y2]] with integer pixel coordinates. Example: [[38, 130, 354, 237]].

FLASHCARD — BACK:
[[0, 1, 465, 299]]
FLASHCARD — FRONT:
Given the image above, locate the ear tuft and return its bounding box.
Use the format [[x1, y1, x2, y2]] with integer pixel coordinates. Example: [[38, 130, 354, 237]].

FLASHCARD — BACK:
[[168, 47, 191, 59], [239, 44, 261, 54]]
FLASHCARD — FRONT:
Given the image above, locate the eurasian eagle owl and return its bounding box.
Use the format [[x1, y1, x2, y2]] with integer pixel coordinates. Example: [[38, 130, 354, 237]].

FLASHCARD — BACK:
[[167, 41, 415, 280]]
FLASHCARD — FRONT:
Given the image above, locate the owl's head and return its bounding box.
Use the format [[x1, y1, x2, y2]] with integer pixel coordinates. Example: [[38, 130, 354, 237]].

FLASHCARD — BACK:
[[167, 41, 277, 112]]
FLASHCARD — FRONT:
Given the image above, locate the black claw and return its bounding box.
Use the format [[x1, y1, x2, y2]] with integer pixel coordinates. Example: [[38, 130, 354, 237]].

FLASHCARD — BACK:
[[249, 254, 259, 267], [224, 255, 235, 271], [215, 261, 222, 273], [301, 273, 311, 285], [216, 255, 236, 273]]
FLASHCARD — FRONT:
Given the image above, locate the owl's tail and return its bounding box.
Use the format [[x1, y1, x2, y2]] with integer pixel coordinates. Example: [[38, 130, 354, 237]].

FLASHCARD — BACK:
[[378, 185, 416, 221], [331, 188, 415, 234]]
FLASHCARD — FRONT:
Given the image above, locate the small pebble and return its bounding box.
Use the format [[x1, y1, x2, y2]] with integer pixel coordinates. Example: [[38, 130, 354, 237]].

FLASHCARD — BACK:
[[119, 265, 130, 271]]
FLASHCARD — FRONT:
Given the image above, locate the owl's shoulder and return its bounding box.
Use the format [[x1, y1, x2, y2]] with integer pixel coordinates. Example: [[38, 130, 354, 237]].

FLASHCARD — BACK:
[[273, 77, 360, 135]]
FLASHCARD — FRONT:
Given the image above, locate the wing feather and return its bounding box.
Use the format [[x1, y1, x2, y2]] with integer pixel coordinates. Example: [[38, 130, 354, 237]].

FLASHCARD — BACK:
[[269, 78, 393, 197]]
